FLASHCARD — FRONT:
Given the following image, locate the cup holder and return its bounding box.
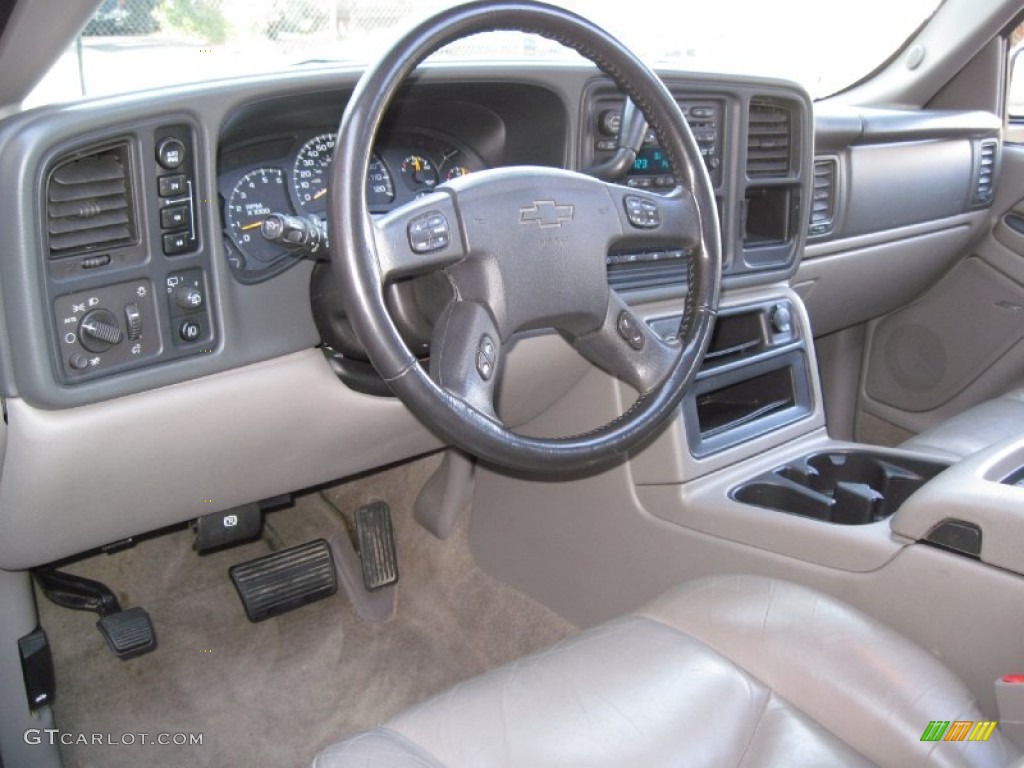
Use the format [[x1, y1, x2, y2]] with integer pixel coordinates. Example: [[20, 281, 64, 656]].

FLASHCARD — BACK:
[[732, 451, 950, 525]]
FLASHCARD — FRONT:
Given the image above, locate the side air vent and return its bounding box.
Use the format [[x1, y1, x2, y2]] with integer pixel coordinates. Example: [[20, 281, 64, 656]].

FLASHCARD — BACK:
[[809, 157, 838, 237], [747, 100, 791, 178], [971, 139, 997, 207], [46, 143, 135, 258]]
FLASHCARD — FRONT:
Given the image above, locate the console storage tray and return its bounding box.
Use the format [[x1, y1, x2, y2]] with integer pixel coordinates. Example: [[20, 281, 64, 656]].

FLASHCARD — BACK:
[[732, 450, 949, 524]]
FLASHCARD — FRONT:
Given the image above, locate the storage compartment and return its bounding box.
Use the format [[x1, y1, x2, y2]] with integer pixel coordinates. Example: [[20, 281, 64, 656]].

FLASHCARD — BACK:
[[732, 450, 950, 524], [744, 185, 791, 246], [683, 349, 813, 457], [697, 367, 795, 437]]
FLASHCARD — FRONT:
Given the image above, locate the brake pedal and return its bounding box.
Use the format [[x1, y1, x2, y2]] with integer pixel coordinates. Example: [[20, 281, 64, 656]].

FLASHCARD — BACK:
[[229, 539, 337, 622], [355, 501, 399, 591]]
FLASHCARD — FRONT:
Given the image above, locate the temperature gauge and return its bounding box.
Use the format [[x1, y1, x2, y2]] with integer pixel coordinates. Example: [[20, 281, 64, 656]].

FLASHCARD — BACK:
[[400, 155, 438, 189]]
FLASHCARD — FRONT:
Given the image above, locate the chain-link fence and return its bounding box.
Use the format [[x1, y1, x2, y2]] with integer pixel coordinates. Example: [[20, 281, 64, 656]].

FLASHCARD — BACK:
[[80, 1, 428, 43]]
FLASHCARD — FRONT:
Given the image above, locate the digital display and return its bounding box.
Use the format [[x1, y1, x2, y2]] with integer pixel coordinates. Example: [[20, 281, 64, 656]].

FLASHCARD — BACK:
[[631, 147, 672, 176]]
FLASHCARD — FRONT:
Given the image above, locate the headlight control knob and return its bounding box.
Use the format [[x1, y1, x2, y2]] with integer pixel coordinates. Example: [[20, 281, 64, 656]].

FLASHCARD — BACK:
[[173, 286, 204, 311], [78, 309, 123, 353]]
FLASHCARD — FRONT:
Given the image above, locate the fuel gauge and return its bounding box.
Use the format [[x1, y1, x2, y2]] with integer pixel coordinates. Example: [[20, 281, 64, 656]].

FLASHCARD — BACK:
[[444, 166, 471, 181]]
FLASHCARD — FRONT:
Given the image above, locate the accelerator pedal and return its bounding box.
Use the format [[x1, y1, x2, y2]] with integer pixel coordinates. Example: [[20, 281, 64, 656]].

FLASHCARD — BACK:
[[230, 539, 337, 622], [355, 501, 399, 591]]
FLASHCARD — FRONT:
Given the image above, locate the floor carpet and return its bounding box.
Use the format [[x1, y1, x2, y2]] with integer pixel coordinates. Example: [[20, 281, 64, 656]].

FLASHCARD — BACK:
[[37, 453, 575, 768]]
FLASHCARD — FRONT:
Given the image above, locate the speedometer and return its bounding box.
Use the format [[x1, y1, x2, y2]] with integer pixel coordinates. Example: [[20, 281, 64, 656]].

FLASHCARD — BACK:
[[292, 133, 335, 214], [293, 132, 395, 214]]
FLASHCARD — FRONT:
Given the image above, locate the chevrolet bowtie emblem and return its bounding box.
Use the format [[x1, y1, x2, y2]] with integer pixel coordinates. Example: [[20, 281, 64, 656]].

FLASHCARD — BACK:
[[519, 200, 575, 228]]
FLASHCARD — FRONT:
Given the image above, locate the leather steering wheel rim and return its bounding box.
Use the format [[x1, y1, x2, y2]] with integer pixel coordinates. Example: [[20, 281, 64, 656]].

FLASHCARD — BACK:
[[329, 0, 721, 474]]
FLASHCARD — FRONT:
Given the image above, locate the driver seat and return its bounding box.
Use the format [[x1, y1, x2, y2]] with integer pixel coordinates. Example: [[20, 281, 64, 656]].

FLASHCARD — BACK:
[[314, 575, 1017, 767]]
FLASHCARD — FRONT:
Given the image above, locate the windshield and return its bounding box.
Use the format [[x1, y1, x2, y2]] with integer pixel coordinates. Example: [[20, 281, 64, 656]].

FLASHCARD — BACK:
[[27, 0, 943, 107]]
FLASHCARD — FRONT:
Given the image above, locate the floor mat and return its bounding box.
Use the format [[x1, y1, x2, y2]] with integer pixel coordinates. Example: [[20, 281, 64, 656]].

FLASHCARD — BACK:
[[38, 453, 575, 768]]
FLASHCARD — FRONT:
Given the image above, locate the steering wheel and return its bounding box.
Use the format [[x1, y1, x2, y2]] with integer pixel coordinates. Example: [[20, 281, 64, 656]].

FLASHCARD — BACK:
[[329, 0, 721, 473]]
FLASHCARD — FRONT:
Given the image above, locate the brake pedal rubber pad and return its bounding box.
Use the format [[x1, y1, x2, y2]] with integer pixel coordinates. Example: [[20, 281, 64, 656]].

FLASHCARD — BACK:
[[355, 501, 399, 591], [96, 607, 156, 659], [229, 539, 337, 622]]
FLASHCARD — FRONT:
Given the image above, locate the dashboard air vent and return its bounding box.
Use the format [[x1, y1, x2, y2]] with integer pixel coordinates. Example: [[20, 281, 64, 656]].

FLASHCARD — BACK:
[[747, 100, 791, 178], [971, 139, 997, 206], [606, 253, 688, 292], [46, 143, 135, 258], [809, 158, 838, 237]]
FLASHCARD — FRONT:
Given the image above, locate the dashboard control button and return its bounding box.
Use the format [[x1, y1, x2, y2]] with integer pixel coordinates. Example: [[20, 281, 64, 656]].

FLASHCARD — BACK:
[[78, 309, 123, 352], [595, 139, 616, 152], [163, 231, 192, 255], [160, 205, 189, 229], [124, 303, 142, 340], [156, 138, 186, 170], [179, 319, 202, 342], [624, 195, 661, 229], [408, 211, 450, 253], [158, 173, 186, 197], [69, 353, 90, 371], [174, 286, 204, 311]]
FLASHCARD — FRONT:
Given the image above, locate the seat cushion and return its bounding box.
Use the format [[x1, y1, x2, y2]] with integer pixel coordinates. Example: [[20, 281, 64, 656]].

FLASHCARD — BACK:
[[901, 386, 1024, 460], [314, 576, 1017, 768]]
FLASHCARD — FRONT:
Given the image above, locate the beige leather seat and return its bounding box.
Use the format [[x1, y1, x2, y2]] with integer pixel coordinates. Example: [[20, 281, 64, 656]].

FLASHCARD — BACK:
[[901, 386, 1024, 460], [313, 576, 1017, 767]]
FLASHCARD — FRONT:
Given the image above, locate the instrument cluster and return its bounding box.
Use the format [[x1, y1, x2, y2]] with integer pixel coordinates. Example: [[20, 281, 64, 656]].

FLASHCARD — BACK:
[[218, 130, 485, 282]]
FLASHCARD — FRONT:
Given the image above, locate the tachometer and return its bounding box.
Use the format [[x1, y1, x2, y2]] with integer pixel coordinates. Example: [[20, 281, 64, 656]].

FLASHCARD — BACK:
[[226, 168, 291, 264]]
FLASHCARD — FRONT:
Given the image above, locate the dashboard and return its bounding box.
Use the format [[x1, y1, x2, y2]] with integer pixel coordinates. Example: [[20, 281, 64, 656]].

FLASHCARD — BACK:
[[0, 69, 814, 410]]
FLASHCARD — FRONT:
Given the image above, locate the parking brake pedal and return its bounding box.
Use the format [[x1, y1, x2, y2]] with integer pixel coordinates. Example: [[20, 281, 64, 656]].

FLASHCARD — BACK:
[[230, 539, 337, 622], [355, 501, 399, 591], [34, 569, 156, 660]]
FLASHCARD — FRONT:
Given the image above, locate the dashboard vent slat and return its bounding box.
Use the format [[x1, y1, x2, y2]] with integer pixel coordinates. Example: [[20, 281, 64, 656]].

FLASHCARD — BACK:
[[46, 144, 135, 258], [809, 157, 838, 236], [606, 258, 688, 292], [971, 139, 997, 206], [747, 100, 791, 178]]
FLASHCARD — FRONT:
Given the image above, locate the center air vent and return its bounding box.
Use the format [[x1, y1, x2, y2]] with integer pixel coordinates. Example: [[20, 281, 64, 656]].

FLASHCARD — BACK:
[[809, 157, 838, 236], [47, 143, 135, 258], [971, 139, 997, 207], [747, 100, 791, 178]]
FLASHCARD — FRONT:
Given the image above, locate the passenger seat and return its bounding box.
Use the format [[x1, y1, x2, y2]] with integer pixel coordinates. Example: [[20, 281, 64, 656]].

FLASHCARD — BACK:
[[900, 386, 1024, 460]]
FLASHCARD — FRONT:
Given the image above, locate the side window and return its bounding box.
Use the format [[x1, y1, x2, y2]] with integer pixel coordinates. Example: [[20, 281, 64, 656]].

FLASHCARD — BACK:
[[1008, 20, 1024, 123]]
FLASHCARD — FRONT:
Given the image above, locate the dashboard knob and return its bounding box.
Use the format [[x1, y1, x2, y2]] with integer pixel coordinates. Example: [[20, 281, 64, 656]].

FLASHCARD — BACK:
[[124, 303, 142, 340], [174, 286, 204, 311], [770, 304, 792, 334], [78, 309, 123, 352]]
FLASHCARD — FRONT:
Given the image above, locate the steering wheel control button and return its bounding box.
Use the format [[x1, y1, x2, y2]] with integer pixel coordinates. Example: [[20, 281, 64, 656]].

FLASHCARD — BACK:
[[179, 318, 202, 342], [476, 334, 496, 381], [617, 311, 645, 350], [408, 211, 450, 253], [78, 309, 123, 352], [156, 138, 186, 170], [158, 173, 186, 197], [624, 195, 661, 229]]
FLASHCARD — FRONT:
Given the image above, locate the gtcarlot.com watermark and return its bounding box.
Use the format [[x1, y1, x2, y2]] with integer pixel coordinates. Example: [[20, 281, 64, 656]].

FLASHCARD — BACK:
[[25, 729, 203, 747]]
